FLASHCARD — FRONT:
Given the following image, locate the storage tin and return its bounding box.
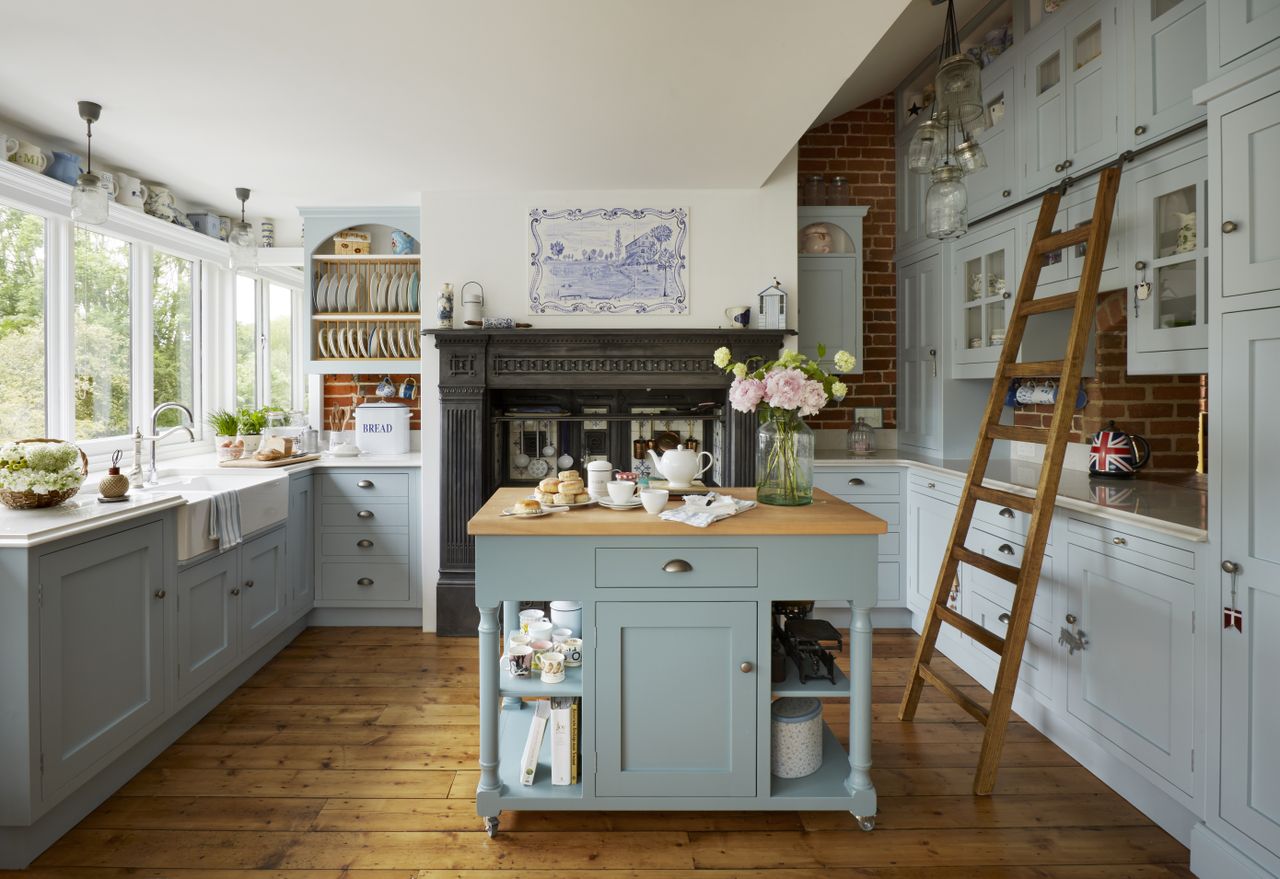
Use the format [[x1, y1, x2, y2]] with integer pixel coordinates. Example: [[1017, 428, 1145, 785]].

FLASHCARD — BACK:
[[770, 697, 823, 778]]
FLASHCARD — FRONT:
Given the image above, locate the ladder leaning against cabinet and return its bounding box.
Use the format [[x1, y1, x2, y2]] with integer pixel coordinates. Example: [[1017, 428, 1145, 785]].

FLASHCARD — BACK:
[[898, 164, 1124, 796]]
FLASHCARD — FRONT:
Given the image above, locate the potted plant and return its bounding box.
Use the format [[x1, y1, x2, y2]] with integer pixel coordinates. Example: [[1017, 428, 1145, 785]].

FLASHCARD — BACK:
[[208, 409, 243, 460], [714, 344, 854, 506]]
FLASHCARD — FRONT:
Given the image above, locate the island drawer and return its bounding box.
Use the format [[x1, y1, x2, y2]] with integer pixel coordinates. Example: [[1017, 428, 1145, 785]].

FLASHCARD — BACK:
[[814, 470, 901, 497], [595, 547, 757, 588], [319, 472, 410, 501], [320, 501, 410, 528], [318, 562, 411, 601], [318, 527, 411, 559]]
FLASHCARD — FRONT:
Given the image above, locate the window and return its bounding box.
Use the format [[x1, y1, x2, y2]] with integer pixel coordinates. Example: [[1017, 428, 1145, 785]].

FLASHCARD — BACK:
[[0, 206, 46, 439], [235, 274, 258, 408], [73, 227, 132, 441], [152, 251, 196, 429], [268, 283, 293, 406], [235, 275, 301, 411]]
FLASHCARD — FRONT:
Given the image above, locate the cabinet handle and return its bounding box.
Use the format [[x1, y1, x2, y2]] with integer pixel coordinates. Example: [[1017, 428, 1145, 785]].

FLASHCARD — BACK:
[[357, 539, 374, 548], [1222, 220, 1238, 234], [230, 587, 241, 596], [357, 479, 374, 488], [998, 612, 1010, 623], [357, 577, 375, 587], [244, 579, 254, 588], [1002, 189, 1011, 198], [1134, 124, 1147, 136], [154, 589, 166, 599], [1054, 162, 1064, 173], [740, 661, 754, 674], [999, 507, 1015, 519], [1134, 260, 1147, 271], [1062, 159, 1073, 169], [927, 481, 936, 489], [1221, 560, 1242, 574], [1065, 613, 1077, 625], [848, 477, 866, 486], [662, 559, 693, 573], [997, 543, 1015, 556], [1111, 536, 1127, 546], [357, 510, 374, 519]]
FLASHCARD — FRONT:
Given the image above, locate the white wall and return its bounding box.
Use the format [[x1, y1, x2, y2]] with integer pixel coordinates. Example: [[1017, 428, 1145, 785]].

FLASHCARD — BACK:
[[418, 148, 798, 630]]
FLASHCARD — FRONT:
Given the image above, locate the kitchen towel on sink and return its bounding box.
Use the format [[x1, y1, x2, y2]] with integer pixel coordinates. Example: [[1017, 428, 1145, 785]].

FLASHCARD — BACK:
[[659, 493, 756, 528], [208, 489, 243, 549]]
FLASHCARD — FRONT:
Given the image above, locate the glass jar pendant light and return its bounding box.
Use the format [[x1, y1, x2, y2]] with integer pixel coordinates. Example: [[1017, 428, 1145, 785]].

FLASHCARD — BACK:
[[228, 187, 256, 269], [926, 165, 968, 239], [70, 101, 109, 225]]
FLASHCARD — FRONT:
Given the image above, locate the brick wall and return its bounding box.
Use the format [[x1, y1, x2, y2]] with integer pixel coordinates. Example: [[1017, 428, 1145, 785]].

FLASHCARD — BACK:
[[1012, 289, 1205, 474], [322, 374, 422, 431], [797, 94, 897, 431]]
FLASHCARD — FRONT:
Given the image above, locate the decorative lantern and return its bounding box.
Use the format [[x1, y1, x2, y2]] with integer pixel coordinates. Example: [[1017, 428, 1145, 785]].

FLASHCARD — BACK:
[[847, 417, 876, 456], [926, 165, 969, 239], [907, 118, 944, 175], [757, 278, 788, 330]]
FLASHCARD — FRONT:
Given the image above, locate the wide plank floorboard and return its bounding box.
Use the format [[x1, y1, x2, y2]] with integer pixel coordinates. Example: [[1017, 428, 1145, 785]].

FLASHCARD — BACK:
[[0, 627, 1189, 877]]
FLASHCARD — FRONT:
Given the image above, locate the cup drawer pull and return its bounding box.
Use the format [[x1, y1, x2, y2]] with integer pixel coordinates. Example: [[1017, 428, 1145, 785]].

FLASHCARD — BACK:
[[357, 510, 374, 519], [999, 507, 1015, 519], [998, 612, 1011, 624], [357, 577, 375, 587], [662, 559, 693, 573], [997, 543, 1015, 556], [848, 477, 866, 486], [357, 539, 374, 548], [357, 479, 374, 488]]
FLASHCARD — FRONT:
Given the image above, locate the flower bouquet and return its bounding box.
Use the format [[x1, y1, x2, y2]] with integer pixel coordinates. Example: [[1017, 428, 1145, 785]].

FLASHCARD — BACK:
[[714, 345, 855, 506], [0, 439, 89, 510]]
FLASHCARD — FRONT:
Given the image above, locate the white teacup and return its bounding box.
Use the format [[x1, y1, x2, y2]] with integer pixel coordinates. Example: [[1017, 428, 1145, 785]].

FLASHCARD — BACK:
[[607, 479, 637, 504], [640, 488, 670, 514]]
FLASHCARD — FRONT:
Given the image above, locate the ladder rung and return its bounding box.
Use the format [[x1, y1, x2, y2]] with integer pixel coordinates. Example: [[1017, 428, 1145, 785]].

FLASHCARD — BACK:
[[1034, 226, 1091, 254], [1021, 292, 1079, 315], [917, 662, 990, 724], [987, 424, 1050, 443], [954, 545, 1023, 585], [970, 484, 1036, 513], [1003, 360, 1064, 378], [935, 604, 1007, 656]]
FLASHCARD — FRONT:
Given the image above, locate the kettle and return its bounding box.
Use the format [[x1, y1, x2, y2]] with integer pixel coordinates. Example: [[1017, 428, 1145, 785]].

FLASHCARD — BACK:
[[1088, 420, 1151, 478]]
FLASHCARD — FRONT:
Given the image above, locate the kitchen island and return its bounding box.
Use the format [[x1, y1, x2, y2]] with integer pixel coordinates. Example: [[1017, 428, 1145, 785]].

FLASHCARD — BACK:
[[468, 486, 887, 835]]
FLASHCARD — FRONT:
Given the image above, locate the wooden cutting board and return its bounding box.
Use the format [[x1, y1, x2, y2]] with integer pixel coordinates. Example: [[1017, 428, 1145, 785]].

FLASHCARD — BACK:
[[217, 453, 320, 469]]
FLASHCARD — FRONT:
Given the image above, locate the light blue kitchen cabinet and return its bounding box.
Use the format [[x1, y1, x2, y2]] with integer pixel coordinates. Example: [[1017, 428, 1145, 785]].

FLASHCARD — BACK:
[[1209, 0, 1280, 75], [315, 468, 421, 608], [967, 67, 1020, 221], [238, 529, 287, 655], [813, 469, 905, 608], [897, 253, 943, 453], [1218, 78, 1280, 304], [1063, 540, 1195, 795], [907, 485, 959, 614], [1124, 136, 1209, 374], [798, 206, 866, 373], [1132, 0, 1208, 146], [596, 601, 757, 797], [951, 219, 1018, 377], [176, 550, 238, 701], [37, 521, 167, 799], [895, 118, 930, 253], [287, 474, 315, 614]]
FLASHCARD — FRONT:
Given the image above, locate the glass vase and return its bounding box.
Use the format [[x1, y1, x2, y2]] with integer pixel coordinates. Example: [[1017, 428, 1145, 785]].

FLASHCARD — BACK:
[[756, 412, 815, 506]]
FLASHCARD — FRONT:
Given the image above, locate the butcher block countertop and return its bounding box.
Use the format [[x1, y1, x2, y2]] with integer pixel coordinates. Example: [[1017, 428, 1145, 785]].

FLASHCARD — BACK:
[[468, 486, 889, 537]]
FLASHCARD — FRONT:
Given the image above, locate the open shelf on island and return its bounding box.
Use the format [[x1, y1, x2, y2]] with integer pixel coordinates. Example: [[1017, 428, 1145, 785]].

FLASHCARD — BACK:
[[769, 722, 850, 800], [497, 704, 583, 800], [771, 660, 850, 698], [499, 662, 583, 699]]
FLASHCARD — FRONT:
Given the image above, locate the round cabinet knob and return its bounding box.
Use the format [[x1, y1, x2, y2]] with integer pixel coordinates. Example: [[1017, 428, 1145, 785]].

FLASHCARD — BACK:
[[1134, 124, 1147, 136], [244, 579, 254, 588], [1054, 163, 1064, 173], [357, 577, 375, 587], [230, 587, 241, 596], [662, 559, 693, 573], [1063, 159, 1073, 169], [848, 477, 865, 486], [740, 661, 754, 674], [999, 507, 1015, 519], [357, 539, 374, 548], [357, 480, 374, 488], [1065, 613, 1077, 625], [998, 543, 1015, 556], [1134, 260, 1147, 271], [1222, 220, 1239, 234], [927, 482, 937, 489], [154, 589, 166, 599], [1112, 536, 1127, 546], [1222, 560, 1242, 574], [357, 510, 374, 519], [1002, 189, 1011, 198]]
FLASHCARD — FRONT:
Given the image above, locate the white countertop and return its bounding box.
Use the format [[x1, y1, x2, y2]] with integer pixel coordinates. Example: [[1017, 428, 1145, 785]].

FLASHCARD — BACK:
[[813, 449, 1207, 542], [0, 450, 422, 549]]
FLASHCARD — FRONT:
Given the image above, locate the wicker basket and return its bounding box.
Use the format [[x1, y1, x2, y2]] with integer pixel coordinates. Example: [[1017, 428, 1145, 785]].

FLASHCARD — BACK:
[[0, 439, 89, 510]]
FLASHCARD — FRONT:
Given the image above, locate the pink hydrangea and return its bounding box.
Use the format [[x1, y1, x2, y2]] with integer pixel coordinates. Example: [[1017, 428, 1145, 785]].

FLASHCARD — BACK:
[[763, 367, 808, 411], [728, 377, 766, 412]]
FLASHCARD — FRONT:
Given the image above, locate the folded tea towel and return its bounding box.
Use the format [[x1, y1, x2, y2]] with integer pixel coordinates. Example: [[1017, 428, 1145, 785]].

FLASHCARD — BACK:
[[659, 492, 756, 528], [208, 489, 243, 549]]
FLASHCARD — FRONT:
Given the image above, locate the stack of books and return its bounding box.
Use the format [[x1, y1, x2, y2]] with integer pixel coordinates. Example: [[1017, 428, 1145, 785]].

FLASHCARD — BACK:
[[519, 697, 580, 786]]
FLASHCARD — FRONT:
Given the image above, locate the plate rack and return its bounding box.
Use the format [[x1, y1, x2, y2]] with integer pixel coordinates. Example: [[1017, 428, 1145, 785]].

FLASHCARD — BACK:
[[311, 254, 421, 363]]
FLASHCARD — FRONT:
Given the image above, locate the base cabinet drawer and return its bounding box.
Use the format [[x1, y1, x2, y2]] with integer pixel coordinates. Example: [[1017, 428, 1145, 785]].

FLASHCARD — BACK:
[[965, 590, 1055, 700], [319, 562, 411, 602], [320, 501, 410, 529], [319, 528, 411, 560], [814, 469, 902, 497], [319, 471, 410, 500]]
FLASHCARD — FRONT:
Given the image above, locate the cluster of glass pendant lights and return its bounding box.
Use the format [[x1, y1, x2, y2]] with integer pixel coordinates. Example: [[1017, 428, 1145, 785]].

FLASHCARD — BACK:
[[69, 101, 257, 268], [908, 0, 988, 240]]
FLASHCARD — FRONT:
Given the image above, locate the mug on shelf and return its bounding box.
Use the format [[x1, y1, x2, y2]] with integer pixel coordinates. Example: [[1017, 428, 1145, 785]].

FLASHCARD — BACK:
[[518, 608, 545, 633], [1015, 382, 1036, 405], [724, 305, 751, 328], [527, 619, 554, 643], [11, 142, 48, 173], [0, 134, 18, 161], [529, 639, 554, 671], [558, 638, 583, 667], [539, 651, 565, 684], [1031, 380, 1057, 404], [115, 173, 147, 208], [506, 644, 533, 678]]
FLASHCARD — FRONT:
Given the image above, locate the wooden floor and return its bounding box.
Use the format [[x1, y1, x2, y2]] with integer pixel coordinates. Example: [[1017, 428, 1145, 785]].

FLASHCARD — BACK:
[[5, 627, 1192, 878]]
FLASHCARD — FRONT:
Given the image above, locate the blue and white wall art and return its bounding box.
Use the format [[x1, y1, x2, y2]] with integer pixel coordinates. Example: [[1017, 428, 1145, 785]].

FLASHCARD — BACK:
[[528, 207, 689, 314]]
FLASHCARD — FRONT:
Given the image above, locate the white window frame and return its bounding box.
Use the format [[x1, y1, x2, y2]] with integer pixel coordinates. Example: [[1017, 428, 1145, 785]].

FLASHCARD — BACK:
[[233, 272, 305, 412]]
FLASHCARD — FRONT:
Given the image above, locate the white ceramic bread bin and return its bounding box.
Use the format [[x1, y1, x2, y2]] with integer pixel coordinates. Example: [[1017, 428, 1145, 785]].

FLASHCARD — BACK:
[[354, 403, 410, 455]]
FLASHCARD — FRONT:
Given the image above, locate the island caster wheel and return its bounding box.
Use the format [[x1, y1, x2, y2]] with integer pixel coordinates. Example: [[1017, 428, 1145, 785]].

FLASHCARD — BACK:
[[484, 815, 500, 837], [854, 814, 875, 832]]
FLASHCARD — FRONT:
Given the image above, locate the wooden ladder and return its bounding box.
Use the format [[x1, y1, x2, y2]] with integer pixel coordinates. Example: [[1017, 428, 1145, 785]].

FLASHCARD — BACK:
[[898, 165, 1123, 796]]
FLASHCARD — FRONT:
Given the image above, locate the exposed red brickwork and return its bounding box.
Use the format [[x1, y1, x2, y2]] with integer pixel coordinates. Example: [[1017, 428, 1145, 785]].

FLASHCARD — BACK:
[[322, 374, 421, 431], [798, 94, 897, 431], [1012, 289, 1206, 474]]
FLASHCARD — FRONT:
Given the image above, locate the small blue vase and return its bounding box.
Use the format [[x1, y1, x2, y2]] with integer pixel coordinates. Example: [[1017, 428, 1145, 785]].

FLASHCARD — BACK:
[[47, 151, 82, 185]]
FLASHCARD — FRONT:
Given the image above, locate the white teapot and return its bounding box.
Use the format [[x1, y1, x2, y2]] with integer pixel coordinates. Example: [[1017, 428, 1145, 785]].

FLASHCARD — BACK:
[[647, 444, 713, 489]]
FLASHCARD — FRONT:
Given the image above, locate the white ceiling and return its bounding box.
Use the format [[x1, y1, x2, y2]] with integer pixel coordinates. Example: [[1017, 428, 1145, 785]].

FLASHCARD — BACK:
[[0, 0, 909, 231]]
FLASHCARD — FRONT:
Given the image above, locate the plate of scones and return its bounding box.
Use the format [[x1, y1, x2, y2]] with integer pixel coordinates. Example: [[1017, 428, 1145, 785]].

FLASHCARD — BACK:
[[531, 470, 596, 507]]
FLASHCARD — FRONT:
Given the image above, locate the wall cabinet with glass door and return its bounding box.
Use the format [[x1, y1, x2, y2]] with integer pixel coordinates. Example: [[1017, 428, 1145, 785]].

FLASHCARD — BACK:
[[797, 206, 866, 373], [1021, 1, 1119, 191], [1132, 0, 1207, 147], [1123, 136, 1208, 374], [951, 218, 1018, 378]]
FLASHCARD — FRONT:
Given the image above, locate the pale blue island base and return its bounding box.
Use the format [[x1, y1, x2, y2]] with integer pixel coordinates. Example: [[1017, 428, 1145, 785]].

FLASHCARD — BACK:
[[468, 487, 887, 836]]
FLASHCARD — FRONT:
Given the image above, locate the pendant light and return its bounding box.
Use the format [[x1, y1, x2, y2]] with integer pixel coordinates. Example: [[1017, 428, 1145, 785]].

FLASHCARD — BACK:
[[70, 101, 109, 225], [228, 187, 256, 269]]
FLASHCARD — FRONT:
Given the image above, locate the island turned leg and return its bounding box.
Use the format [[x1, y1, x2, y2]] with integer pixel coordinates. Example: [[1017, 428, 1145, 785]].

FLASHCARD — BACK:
[[847, 601, 875, 809], [501, 599, 522, 711], [478, 604, 501, 793]]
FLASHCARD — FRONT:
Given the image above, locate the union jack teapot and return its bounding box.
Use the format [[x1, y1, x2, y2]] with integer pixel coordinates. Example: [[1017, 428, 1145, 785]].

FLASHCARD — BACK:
[[1088, 420, 1151, 478]]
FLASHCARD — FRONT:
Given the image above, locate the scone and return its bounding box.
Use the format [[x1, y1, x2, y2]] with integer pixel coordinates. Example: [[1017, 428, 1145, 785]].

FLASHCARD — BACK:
[[575, 493, 591, 504], [559, 481, 584, 496], [537, 477, 561, 494], [557, 469, 580, 481], [552, 492, 574, 505], [513, 499, 542, 516]]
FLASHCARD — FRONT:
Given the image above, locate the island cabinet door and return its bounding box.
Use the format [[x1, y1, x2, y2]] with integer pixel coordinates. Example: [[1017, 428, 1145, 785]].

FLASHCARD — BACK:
[[595, 601, 757, 798]]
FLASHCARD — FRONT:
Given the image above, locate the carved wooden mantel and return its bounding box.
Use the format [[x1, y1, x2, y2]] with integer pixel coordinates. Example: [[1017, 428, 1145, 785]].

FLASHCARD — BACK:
[[427, 327, 791, 635]]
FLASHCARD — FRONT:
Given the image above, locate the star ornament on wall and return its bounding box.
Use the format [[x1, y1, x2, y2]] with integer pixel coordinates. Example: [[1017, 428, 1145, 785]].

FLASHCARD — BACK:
[[907, 101, 923, 117]]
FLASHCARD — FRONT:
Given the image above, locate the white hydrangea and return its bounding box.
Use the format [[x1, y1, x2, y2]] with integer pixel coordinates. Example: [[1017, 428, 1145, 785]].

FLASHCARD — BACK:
[[0, 441, 85, 495], [833, 350, 856, 373], [713, 347, 732, 369]]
